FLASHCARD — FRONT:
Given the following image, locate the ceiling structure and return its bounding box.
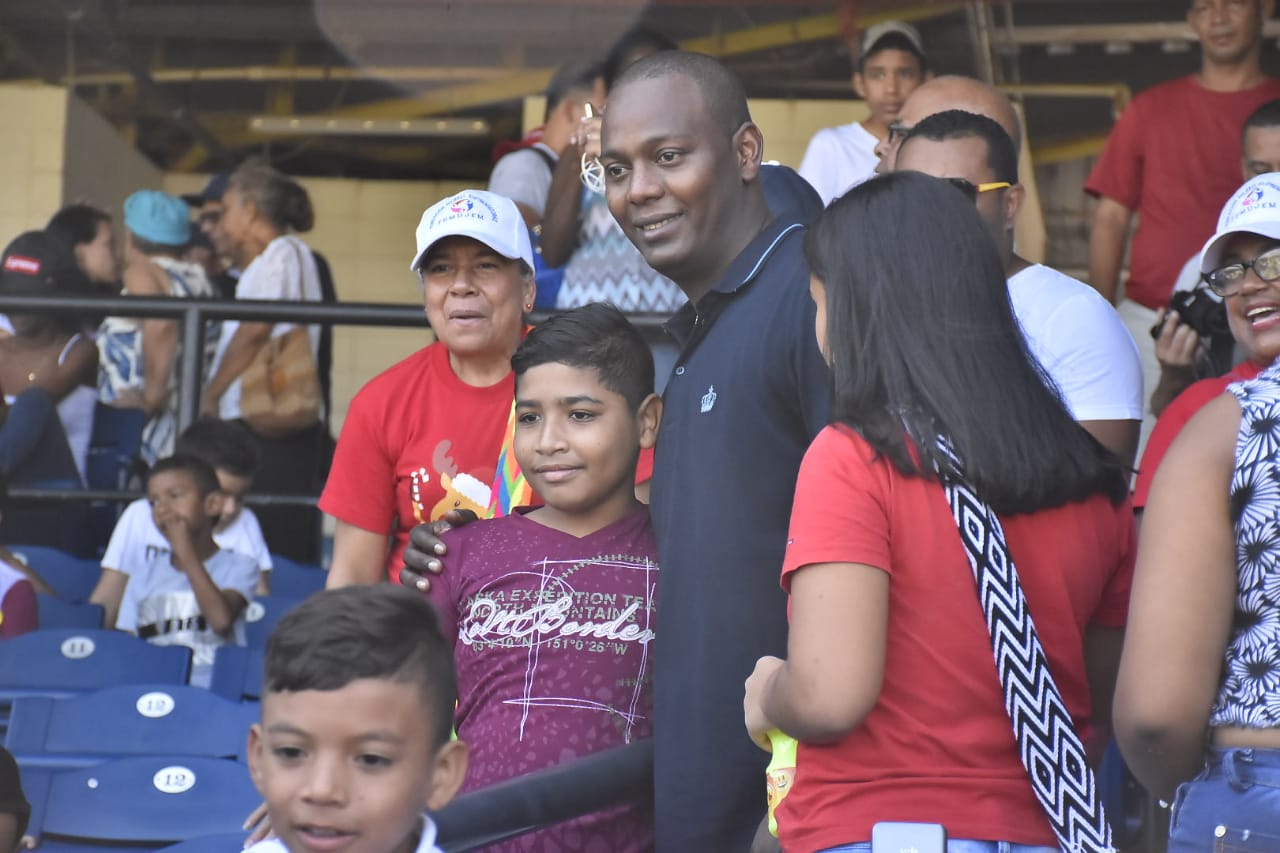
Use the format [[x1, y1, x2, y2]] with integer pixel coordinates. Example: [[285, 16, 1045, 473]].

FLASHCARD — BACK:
[[1, 0, 1275, 180]]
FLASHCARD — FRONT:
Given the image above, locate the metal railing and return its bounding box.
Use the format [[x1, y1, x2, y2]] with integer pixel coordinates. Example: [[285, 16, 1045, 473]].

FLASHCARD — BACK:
[[0, 293, 672, 508]]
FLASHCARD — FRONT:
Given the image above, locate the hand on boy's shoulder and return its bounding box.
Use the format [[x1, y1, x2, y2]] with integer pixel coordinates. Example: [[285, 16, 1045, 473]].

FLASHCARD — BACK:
[[399, 508, 478, 592]]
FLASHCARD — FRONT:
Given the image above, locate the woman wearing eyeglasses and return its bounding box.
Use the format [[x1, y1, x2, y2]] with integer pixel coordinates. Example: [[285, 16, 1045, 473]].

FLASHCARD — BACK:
[[1117, 173, 1280, 851]]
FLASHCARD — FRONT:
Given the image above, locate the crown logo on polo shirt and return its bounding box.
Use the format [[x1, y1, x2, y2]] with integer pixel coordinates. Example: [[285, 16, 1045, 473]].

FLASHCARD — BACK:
[[700, 385, 717, 414]]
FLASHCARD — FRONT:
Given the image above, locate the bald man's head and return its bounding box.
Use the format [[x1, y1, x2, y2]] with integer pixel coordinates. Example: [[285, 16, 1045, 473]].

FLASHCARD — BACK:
[[877, 75, 1021, 172]]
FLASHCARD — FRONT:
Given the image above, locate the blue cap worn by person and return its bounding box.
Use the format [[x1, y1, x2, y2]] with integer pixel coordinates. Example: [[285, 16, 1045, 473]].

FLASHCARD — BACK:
[[124, 190, 191, 247], [410, 189, 535, 273], [181, 172, 230, 207]]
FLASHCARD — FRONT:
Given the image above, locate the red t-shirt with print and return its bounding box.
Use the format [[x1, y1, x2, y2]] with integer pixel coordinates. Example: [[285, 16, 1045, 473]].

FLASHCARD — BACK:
[[774, 425, 1135, 852], [320, 343, 515, 579]]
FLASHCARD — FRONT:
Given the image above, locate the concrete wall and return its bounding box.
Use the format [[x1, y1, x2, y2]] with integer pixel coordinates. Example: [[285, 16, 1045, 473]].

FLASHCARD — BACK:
[[0, 84, 69, 240], [63, 95, 163, 217]]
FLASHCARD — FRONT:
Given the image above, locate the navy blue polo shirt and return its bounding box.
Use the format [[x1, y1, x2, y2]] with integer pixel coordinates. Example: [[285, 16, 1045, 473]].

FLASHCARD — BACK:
[[649, 213, 830, 851]]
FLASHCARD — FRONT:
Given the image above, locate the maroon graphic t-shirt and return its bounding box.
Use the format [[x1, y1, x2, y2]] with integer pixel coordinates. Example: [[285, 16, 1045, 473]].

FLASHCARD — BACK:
[[431, 507, 658, 852]]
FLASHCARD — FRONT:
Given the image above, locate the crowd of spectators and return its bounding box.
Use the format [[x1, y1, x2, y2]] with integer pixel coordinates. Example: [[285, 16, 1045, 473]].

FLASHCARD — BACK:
[[5, 2, 1280, 851]]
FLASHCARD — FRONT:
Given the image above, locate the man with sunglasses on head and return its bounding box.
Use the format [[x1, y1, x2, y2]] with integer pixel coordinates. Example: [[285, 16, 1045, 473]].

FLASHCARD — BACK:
[[1133, 172, 1280, 528], [896, 109, 1144, 467]]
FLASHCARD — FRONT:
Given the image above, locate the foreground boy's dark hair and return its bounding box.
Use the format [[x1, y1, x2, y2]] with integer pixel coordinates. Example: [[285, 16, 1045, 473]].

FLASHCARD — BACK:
[[264, 585, 458, 748], [175, 419, 260, 479], [512, 302, 655, 410], [804, 170, 1129, 514], [148, 454, 221, 498]]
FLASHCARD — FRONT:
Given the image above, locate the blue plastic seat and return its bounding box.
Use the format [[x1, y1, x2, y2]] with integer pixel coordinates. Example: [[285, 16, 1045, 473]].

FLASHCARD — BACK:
[[86, 403, 146, 551], [0, 629, 190, 704], [35, 594, 105, 630], [9, 546, 101, 604], [159, 834, 247, 853], [6, 684, 258, 770], [25, 755, 260, 844], [208, 645, 264, 702], [242, 595, 300, 648], [266, 553, 325, 599]]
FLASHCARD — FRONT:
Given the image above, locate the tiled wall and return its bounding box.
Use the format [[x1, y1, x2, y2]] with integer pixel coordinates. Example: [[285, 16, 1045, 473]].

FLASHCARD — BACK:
[[0, 84, 69, 241]]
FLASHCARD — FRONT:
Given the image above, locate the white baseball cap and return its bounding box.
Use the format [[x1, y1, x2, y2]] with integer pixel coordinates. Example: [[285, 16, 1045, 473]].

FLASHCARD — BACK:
[[410, 189, 535, 273], [1201, 173, 1280, 273], [859, 21, 925, 62]]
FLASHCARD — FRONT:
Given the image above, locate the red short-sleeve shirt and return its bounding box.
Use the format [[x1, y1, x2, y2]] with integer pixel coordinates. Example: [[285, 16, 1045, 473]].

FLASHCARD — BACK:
[[1086, 76, 1280, 310], [775, 425, 1135, 851]]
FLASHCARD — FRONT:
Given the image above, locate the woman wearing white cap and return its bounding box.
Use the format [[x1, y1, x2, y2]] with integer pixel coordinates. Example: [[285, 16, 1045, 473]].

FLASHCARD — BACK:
[[320, 189, 536, 587], [1117, 172, 1280, 850], [99, 189, 218, 463]]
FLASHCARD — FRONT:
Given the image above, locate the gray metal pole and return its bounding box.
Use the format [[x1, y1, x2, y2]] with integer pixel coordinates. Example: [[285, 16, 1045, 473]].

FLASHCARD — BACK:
[[176, 304, 205, 434]]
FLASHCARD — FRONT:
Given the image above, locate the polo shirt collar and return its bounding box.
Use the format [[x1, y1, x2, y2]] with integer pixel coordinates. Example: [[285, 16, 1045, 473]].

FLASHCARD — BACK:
[[711, 214, 806, 297], [664, 213, 805, 345]]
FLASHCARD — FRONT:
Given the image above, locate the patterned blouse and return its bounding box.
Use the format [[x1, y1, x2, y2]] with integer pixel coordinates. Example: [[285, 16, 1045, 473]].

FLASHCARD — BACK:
[[1213, 360, 1280, 727]]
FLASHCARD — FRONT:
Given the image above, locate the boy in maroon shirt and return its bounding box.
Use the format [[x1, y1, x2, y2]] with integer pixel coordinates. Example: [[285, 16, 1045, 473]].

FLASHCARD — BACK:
[[428, 303, 661, 852]]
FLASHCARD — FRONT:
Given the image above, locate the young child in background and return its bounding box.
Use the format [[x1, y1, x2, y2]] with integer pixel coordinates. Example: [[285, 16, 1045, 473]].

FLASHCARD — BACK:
[[246, 585, 467, 853], [0, 473, 51, 638], [428, 303, 662, 852], [99, 455, 259, 686], [92, 418, 271, 630]]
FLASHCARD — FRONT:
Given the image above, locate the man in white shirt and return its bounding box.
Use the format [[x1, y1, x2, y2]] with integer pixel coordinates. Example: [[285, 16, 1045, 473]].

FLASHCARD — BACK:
[[90, 419, 272, 629], [895, 108, 1144, 467], [798, 21, 928, 205]]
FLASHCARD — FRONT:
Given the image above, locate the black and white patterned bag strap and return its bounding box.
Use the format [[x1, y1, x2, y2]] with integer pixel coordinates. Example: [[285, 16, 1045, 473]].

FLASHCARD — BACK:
[[942, 472, 1114, 853]]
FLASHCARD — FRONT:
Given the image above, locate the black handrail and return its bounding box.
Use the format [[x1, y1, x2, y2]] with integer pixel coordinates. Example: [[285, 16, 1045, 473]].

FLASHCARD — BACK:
[[0, 293, 672, 507]]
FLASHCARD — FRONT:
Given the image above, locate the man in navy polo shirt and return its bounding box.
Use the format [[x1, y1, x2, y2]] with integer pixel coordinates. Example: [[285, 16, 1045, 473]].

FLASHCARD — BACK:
[[397, 51, 827, 851], [599, 51, 829, 850]]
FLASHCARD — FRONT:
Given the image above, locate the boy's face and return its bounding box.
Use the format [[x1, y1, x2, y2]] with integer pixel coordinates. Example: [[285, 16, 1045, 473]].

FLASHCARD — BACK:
[[514, 362, 660, 521], [214, 468, 252, 532], [147, 469, 218, 535], [249, 678, 467, 853], [854, 48, 925, 129]]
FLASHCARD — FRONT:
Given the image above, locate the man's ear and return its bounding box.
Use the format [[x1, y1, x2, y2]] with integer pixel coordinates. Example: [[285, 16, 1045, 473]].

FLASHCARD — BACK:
[[1005, 184, 1026, 234], [423, 739, 469, 812], [204, 491, 224, 519], [851, 72, 867, 100], [247, 723, 267, 795], [733, 122, 765, 182], [636, 393, 663, 450]]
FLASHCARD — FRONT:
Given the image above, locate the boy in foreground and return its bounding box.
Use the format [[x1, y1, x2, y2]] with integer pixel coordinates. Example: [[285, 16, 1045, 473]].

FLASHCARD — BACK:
[[102, 454, 259, 686], [427, 303, 661, 851], [246, 585, 467, 853]]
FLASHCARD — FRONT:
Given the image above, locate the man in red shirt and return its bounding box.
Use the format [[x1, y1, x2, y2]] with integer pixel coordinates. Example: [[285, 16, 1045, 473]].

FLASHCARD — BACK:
[[1087, 0, 1280, 444]]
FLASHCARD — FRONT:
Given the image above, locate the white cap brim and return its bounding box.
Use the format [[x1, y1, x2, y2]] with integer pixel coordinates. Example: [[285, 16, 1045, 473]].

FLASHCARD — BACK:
[[408, 221, 534, 273], [1201, 222, 1280, 274]]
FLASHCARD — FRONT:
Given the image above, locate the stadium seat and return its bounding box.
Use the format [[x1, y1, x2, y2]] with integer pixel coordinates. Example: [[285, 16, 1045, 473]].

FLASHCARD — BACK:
[[0, 629, 190, 705], [9, 546, 101, 604], [6, 684, 258, 770], [208, 645, 264, 702], [25, 755, 259, 845], [35, 594, 105, 630], [266, 553, 325, 599], [158, 834, 247, 853], [242, 595, 300, 648], [85, 404, 147, 549]]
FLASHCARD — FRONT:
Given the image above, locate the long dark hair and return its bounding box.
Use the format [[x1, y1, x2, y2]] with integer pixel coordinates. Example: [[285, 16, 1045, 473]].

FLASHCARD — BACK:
[[805, 170, 1128, 512]]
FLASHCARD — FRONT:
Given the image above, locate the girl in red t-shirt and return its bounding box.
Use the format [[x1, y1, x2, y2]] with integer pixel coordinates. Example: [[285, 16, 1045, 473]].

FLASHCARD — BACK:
[[743, 169, 1133, 851]]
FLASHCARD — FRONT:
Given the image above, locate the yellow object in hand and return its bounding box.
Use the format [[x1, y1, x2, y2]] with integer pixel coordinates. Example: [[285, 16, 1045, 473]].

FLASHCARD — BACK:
[[765, 729, 798, 837]]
